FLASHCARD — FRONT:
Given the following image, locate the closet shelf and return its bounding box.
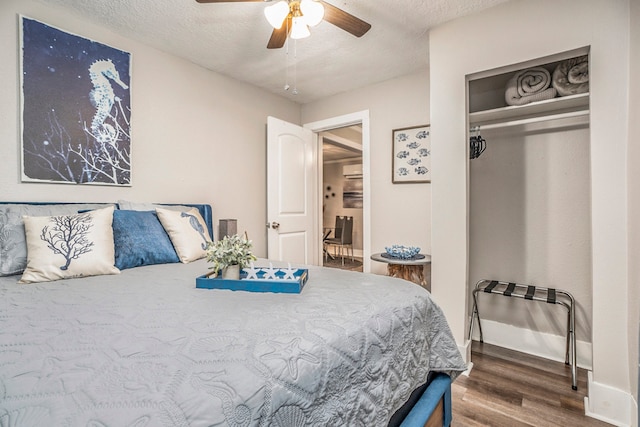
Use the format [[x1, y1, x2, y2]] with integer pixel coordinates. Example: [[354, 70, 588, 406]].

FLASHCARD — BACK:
[[469, 93, 589, 128]]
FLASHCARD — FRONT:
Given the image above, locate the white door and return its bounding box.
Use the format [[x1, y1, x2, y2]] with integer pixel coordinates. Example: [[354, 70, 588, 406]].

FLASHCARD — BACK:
[[266, 116, 317, 264]]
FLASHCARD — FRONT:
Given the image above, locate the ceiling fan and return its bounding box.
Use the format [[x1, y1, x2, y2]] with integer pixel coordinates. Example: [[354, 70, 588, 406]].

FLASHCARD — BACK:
[[195, 0, 372, 49]]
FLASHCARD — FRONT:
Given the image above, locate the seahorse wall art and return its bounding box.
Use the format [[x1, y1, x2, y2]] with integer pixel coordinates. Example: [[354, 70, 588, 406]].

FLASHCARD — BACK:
[[89, 59, 129, 144], [21, 17, 132, 186]]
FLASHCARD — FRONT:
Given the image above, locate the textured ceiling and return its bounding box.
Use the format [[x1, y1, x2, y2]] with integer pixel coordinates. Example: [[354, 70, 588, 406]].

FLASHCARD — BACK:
[[35, 0, 510, 104]]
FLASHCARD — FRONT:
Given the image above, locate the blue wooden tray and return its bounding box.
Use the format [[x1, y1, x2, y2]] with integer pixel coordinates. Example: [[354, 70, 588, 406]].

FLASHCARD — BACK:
[[196, 268, 308, 293]]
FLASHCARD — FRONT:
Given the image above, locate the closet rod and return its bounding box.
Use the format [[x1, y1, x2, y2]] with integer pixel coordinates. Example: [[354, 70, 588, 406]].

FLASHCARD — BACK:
[[470, 109, 589, 131]]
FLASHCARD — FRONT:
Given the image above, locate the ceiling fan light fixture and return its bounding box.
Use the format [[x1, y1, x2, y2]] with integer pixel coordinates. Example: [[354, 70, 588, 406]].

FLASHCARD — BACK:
[[264, 1, 290, 29], [300, 0, 324, 27], [290, 16, 311, 39]]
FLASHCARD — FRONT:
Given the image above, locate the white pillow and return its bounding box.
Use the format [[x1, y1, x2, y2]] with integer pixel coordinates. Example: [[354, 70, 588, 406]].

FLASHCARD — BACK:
[[19, 206, 120, 283], [156, 207, 212, 263]]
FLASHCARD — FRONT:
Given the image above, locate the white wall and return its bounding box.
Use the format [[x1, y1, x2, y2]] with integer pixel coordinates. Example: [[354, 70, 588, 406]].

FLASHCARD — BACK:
[[302, 71, 430, 276], [0, 0, 300, 257], [628, 0, 640, 418], [430, 0, 632, 424]]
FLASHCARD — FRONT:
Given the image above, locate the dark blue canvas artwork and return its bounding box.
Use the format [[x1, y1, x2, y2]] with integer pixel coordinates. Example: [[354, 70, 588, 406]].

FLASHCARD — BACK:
[[20, 17, 131, 185]]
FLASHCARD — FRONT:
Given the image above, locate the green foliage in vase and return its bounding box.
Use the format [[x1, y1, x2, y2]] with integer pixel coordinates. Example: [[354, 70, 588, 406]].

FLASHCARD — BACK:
[[206, 234, 257, 272]]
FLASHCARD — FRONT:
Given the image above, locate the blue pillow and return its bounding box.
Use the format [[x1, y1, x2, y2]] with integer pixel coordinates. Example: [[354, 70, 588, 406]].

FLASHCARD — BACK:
[[112, 210, 179, 270]]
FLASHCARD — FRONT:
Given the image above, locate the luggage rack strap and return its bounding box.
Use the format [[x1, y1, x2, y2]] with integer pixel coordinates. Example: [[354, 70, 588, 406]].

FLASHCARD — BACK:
[[503, 282, 516, 296], [483, 280, 499, 293], [525, 285, 536, 300]]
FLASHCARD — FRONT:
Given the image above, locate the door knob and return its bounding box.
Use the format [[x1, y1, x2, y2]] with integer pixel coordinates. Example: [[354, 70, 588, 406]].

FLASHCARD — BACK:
[[271, 221, 280, 230]]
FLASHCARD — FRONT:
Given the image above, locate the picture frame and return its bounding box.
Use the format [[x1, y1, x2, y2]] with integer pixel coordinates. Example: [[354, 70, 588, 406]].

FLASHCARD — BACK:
[[343, 178, 363, 208], [392, 125, 431, 183], [20, 16, 132, 186]]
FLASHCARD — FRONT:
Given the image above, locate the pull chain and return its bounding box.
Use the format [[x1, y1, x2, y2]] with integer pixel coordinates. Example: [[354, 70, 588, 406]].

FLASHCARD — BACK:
[[292, 39, 298, 95], [282, 20, 298, 96], [284, 19, 290, 91]]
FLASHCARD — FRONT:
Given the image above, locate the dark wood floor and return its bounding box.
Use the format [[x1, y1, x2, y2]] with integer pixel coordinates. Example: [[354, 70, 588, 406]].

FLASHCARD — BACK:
[[451, 341, 612, 427]]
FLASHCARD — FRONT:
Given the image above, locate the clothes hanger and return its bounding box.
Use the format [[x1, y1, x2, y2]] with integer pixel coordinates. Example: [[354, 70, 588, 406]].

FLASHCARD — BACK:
[[469, 126, 486, 159]]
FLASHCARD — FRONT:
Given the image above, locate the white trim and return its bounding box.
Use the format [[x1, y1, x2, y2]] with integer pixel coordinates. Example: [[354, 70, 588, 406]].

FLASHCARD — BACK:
[[584, 371, 635, 426], [457, 340, 473, 375], [461, 361, 473, 377], [458, 339, 472, 365], [304, 110, 371, 273], [469, 318, 593, 369]]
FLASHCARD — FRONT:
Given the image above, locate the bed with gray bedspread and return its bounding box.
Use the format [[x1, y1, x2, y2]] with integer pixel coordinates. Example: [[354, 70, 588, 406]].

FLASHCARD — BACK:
[[0, 257, 465, 426]]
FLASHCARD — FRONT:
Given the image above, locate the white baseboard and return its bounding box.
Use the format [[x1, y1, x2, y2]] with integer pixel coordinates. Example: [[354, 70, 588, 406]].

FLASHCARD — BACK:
[[584, 371, 635, 427], [458, 339, 472, 365], [456, 340, 474, 376], [461, 361, 473, 377], [469, 317, 593, 369]]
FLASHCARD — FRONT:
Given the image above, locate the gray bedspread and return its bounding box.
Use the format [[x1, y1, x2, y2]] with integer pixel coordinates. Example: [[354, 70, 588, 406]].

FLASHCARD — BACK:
[[0, 260, 465, 426]]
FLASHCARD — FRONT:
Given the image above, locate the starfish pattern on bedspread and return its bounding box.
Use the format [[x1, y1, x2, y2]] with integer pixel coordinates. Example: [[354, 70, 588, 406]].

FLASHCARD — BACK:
[[0, 260, 466, 426]]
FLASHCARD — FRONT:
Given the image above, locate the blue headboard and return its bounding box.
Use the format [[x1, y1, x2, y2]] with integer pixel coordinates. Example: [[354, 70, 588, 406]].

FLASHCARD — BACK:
[[0, 202, 215, 241]]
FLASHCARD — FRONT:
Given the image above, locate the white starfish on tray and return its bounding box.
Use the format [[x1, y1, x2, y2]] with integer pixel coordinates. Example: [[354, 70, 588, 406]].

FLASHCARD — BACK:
[[243, 262, 261, 280], [262, 263, 279, 280], [282, 263, 297, 280]]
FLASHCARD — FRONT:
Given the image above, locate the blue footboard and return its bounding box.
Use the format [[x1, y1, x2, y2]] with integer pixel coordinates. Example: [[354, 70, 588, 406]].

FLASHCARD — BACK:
[[400, 373, 452, 427]]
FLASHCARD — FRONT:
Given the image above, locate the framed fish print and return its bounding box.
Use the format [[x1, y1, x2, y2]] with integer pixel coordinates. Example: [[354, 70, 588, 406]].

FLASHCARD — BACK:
[[20, 16, 132, 186], [392, 124, 431, 183]]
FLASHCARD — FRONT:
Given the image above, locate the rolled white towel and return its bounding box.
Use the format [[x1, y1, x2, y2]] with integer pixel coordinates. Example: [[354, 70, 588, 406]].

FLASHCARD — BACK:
[[552, 56, 589, 96], [505, 67, 557, 106]]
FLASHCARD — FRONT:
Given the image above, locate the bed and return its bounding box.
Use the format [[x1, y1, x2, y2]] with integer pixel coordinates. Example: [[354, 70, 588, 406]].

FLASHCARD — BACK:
[[0, 202, 466, 426]]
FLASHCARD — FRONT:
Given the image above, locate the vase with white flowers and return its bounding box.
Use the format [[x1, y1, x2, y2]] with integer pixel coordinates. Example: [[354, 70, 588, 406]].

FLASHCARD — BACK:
[[205, 233, 257, 280]]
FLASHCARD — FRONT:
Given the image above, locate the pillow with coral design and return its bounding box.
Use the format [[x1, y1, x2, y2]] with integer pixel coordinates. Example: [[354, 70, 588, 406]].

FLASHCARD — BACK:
[[156, 207, 212, 263], [0, 203, 114, 277], [19, 206, 120, 284]]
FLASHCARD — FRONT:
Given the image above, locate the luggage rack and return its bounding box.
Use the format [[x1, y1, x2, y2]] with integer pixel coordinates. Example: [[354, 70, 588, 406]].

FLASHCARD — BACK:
[[468, 279, 577, 390]]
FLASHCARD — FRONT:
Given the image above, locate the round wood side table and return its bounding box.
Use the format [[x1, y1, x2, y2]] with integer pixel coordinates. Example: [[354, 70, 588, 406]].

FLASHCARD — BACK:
[[370, 252, 432, 289]]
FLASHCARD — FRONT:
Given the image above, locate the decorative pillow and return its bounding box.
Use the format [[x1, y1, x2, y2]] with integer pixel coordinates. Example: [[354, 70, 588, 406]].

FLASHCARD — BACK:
[[112, 210, 179, 270], [19, 206, 120, 283], [0, 203, 114, 276], [156, 207, 212, 263]]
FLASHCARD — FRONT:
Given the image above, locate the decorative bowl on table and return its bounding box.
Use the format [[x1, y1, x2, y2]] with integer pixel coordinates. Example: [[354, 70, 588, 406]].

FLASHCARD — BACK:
[[384, 245, 421, 259]]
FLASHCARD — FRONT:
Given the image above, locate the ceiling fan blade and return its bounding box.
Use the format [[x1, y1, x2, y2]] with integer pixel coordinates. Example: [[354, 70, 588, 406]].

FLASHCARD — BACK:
[[195, 0, 267, 3], [319, 1, 371, 37], [267, 15, 292, 49]]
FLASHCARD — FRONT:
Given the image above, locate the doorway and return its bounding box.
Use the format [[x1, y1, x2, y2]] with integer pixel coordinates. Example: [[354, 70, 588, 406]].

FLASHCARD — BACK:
[[320, 125, 363, 271], [303, 110, 371, 273]]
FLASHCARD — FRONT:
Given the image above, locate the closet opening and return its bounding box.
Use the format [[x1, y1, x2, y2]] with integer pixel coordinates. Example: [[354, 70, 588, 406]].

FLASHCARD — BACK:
[[466, 47, 593, 369]]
